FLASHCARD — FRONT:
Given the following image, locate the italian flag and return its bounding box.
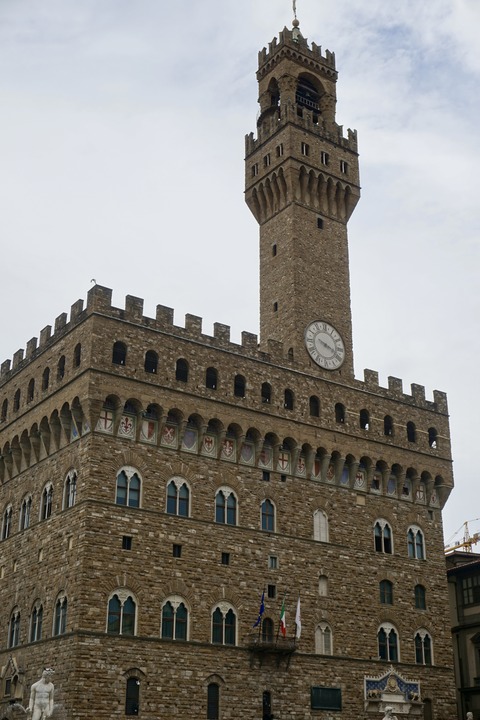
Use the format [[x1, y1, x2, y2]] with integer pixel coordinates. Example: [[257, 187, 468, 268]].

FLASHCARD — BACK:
[[279, 598, 287, 637]]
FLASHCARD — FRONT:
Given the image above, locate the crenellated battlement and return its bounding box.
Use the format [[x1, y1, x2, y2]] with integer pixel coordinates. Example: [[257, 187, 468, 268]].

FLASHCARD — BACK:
[[245, 104, 358, 157], [258, 27, 336, 73], [0, 285, 448, 414]]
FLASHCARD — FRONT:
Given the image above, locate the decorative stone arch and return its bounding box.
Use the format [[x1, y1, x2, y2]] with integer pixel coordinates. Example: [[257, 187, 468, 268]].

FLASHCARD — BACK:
[[99, 575, 144, 603]]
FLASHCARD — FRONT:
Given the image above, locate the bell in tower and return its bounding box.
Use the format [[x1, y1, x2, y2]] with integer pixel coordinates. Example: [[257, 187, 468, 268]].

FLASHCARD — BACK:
[[245, 13, 360, 378]]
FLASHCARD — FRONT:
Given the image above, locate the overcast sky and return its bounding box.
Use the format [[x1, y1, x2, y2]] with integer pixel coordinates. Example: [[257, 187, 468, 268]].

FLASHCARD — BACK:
[[0, 0, 478, 546]]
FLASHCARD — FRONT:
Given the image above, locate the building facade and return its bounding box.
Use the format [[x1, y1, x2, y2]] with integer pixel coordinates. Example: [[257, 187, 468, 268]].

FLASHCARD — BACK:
[[0, 15, 456, 720], [447, 551, 480, 719]]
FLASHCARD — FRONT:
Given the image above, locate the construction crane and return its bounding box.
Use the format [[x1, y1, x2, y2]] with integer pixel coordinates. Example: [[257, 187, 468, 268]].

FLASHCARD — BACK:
[[444, 519, 480, 554]]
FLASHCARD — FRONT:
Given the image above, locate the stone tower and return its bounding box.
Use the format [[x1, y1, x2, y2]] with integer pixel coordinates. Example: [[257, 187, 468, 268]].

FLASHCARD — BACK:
[[245, 18, 360, 378]]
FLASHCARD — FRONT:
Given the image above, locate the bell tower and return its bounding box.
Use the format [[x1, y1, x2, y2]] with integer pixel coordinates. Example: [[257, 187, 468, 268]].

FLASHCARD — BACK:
[[245, 16, 360, 378]]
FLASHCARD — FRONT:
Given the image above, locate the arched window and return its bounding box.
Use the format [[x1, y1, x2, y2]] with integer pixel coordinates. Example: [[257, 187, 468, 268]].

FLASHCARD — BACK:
[[112, 342, 127, 366], [107, 592, 136, 635], [335, 403, 345, 423], [415, 584, 426, 610], [284, 389, 294, 410], [261, 382, 271, 404], [1, 398, 7, 422], [207, 683, 220, 720], [407, 526, 425, 559], [378, 623, 399, 661], [125, 677, 140, 716], [30, 602, 43, 642], [262, 617, 274, 643], [57, 355, 66, 380], [13, 389, 21, 411], [315, 622, 332, 655], [318, 575, 328, 597], [206, 367, 218, 389], [384, 415, 393, 436], [309, 395, 320, 417], [374, 520, 393, 554], [40, 484, 53, 521], [161, 597, 188, 640], [8, 609, 20, 648], [53, 595, 67, 636], [261, 499, 275, 532], [359, 409, 369, 430], [144, 350, 158, 374], [211, 606, 236, 645], [27, 379, 35, 403], [175, 358, 188, 382], [296, 75, 321, 111], [116, 468, 141, 508], [407, 421, 416, 443], [234, 374, 246, 398], [73, 343, 82, 368], [215, 489, 237, 526], [313, 509, 329, 542], [428, 427, 438, 449], [42, 367, 50, 391], [64, 470, 77, 509], [415, 630, 432, 665], [380, 580, 393, 605], [166, 478, 190, 517], [20, 496, 31, 530], [2, 505, 12, 540]]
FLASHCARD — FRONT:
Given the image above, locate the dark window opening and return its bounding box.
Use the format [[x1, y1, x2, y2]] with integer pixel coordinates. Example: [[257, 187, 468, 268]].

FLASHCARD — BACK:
[[380, 579, 393, 605], [280, 474, 287, 482], [73, 343, 81, 368], [311, 687, 342, 711], [207, 683, 219, 720], [1, 398, 7, 422], [428, 427, 438, 449], [384, 415, 393, 436], [335, 403, 345, 424], [175, 358, 189, 382], [273, 302, 278, 312], [57, 355, 66, 380], [252, 163, 259, 177], [125, 677, 140, 716], [317, 217, 324, 229], [27, 379, 35, 403], [276, 144, 283, 157], [321, 151, 330, 166], [122, 536, 132, 551], [264, 153, 271, 167], [301, 142, 310, 156], [42, 367, 50, 391], [206, 367, 218, 389], [296, 77, 320, 111], [144, 350, 158, 374], [284, 389, 294, 410], [173, 543, 182, 558], [272, 243, 277, 256], [360, 409, 370, 430], [309, 395, 320, 417], [262, 471, 270, 482], [407, 421, 416, 443], [221, 552, 230, 566], [415, 584, 426, 610], [267, 584, 276, 599], [263, 690, 273, 720], [13, 389, 21, 412], [340, 160, 349, 174], [234, 374, 246, 398], [261, 382, 271, 404], [112, 342, 126, 366]]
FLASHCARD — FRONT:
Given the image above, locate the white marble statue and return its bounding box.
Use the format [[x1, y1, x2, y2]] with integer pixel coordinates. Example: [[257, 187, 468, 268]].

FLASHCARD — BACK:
[[383, 707, 398, 720], [27, 669, 54, 720]]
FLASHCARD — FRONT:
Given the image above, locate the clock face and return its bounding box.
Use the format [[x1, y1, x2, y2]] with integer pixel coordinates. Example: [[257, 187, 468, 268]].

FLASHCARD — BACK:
[[304, 321, 345, 370]]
